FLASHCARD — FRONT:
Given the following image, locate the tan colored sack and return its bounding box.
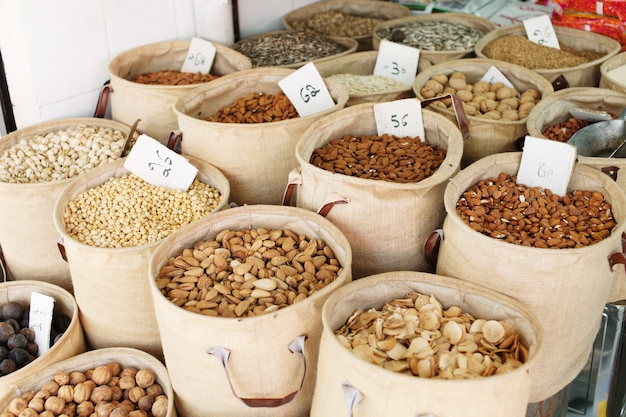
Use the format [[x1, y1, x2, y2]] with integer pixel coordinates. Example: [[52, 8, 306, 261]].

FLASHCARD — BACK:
[[0, 118, 137, 292], [174, 67, 349, 206], [287, 104, 463, 278], [600, 51, 626, 94], [433, 152, 626, 402], [107, 39, 252, 144], [372, 13, 496, 65], [413, 58, 554, 166], [148, 204, 352, 417], [0, 347, 177, 417], [283, 0, 411, 51], [0, 280, 86, 394], [310, 271, 542, 417], [53, 156, 230, 359], [475, 24, 622, 88]]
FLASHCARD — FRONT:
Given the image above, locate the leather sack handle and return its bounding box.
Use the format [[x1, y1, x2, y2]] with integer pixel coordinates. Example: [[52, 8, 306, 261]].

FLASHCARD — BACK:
[[93, 80, 112, 118], [424, 229, 443, 270], [602, 166, 620, 182], [421, 94, 469, 140], [283, 168, 302, 206], [57, 237, 68, 262], [316, 193, 350, 217], [167, 130, 183, 153], [609, 232, 626, 270], [552, 74, 569, 91]]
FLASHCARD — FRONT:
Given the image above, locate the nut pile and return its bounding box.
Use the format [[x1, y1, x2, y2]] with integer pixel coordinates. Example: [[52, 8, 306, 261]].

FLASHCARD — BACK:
[[156, 228, 343, 318], [0, 362, 168, 417], [481, 35, 605, 69], [310, 133, 446, 183], [420, 71, 540, 121], [132, 70, 220, 85], [63, 174, 222, 248], [325, 73, 408, 95], [205, 91, 299, 123], [336, 291, 527, 379], [0, 125, 126, 184], [232, 31, 347, 67], [542, 117, 592, 142], [456, 172, 616, 248], [289, 10, 384, 38], [376, 21, 486, 51]]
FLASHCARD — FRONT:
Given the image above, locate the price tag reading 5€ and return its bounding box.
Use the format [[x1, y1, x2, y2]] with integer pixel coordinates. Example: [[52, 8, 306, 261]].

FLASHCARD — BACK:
[[373, 39, 420, 87], [124, 134, 198, 191], [373, 98, 425, 140], [181, 37, 217, 74], [278, 63, 335, 117], [523, 14, 560, 49]]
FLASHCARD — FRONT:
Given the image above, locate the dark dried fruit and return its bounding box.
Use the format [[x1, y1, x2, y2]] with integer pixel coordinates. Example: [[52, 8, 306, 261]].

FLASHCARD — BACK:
[[25, 342, 38, 356], [20, 327, 35, 342], [0, 358, 16, 375], [1, 301, 24, 321], [5, 318, 19, 333], [0, 345, 7, 361], [7, 333, 27, 350], [9, 347, 31, 367], [0, 321, 15, 344]]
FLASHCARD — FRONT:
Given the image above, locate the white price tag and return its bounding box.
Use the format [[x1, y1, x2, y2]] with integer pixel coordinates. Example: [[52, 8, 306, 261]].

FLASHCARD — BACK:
[[480, 65, 515, 88], [517, 135, 577, 196], [373, 98, 425, 140], [29, 292, 55, 355], [373, 40, 420, 86], [181, 37, 217, 74], [278, 63, 335, 117], [124, 134, 198, 191], [523, 14, 560, 49], [569, 108, 613, 123]]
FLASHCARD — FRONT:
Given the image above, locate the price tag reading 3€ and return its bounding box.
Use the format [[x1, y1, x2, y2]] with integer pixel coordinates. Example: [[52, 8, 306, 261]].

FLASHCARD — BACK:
[[523, 15, 560, 49], [373, 39, 420, 87], [278, 63, 335, 117], [181, 37, 217, 74], [373, 98, 425, 140], [124, 134, 198, 191]]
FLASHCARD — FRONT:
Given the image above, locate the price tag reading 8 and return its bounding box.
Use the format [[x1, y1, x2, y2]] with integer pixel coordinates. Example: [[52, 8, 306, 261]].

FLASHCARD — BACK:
[[373, 98, 425, 140], [278, 62, 335, 117], [523, 14, 560, 49], [373, 39, 420, 87], [124, 134, 198, 191], [181, 37, 217, 74]]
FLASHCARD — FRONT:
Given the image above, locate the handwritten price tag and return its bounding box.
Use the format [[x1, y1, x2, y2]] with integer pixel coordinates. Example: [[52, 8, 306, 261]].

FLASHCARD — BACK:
[[373, 98, 425, 139], [278, 63, 335, 117], [373, 40, 420, 86], [181, 37, 217, 73], [29, 292, 55, 355], [523, 14, 560, 49], [480, 65, 515, 88], [517, 135, 576, 196], [124, 134, 198, 191]]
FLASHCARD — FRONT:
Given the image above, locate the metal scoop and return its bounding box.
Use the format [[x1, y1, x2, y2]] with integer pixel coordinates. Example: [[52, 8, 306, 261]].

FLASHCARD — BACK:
[[568, 108, 626, 158]]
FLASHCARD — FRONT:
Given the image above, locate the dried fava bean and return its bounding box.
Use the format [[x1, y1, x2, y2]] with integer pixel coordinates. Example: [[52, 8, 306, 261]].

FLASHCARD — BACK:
[[132, 70, 220, 85], [62, 174, 222, 248], [456, 172, 616, 248], [289, 10, 384, 38], [336, 291, 527, 378], [205, 91, 298, 124], [310, 133, 446, 183], [156, 227, 343, 317], [325, 73, 409, 95], [376, 21, 486, 51]]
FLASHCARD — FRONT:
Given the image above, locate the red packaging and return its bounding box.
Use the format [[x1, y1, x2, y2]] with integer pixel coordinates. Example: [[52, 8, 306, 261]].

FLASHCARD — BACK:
[[551, 11, 626, 51], [552, 0, 626, 19]]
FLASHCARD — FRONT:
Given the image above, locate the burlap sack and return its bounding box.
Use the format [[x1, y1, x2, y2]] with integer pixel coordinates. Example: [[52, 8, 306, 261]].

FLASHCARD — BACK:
[[0, 280, 86, 394], [433, 152, 626, 402], [0, 347, 176, 417], [599, 51, 626, 94], [413, 58, 554, 167], [0, 118, 137, 292], [107, 39, 252, 144], [148, 204, 352, 417], [474, 24, 622, 88], [372, 13, 496, 65], [282, 0, 411, 51], [173, 67, 349, 206], [53, 156, 230, 359], [286, 104, 463, 279], [310, 271, 543, 417]]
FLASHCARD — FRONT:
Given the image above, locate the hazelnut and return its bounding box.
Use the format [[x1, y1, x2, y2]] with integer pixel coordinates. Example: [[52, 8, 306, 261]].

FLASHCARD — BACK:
[[106, 362, 122, 377], [76, 400, 95, 417], [91, 365, 113, 385], [57, 384, 74, 403], [90, 385, 113, 403], [151, 396, 168, 417], [44, 396, 65, 415], [134, 369, 155, 388], [6, 397, 28, 415]]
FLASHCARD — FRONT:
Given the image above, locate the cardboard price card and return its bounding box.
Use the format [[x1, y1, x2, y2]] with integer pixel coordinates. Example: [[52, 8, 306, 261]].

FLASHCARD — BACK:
[[373, 40, 420, 86], [523, 14, 561, 49], [181, 37, 217, 74], [29, 292, 55, 355], [373, 98, 425, 140], [480, 65, 515, 88], [517, 135, 576, 196], [278, 63, 335, 117]]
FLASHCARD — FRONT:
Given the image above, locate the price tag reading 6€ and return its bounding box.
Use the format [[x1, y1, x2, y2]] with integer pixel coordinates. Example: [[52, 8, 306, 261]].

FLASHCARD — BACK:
[[278, 63, 335, 117], [373, 98, 425, 140], [124, 134, 198, 191]]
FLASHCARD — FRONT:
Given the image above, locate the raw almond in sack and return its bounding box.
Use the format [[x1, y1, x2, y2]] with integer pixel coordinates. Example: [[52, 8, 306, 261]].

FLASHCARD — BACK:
[[431, 152, 626, 402], [310, 271, 542, 417], [148, 204, 352, 417]]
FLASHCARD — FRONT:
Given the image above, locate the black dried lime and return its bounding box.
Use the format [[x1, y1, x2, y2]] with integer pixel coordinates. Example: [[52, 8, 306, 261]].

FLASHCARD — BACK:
[[1, 302, 24, 321], [0, 358, 16, 375], [9, 347, 31, 367], [0, 321, 15, 344], [7, 333, 27, 350]]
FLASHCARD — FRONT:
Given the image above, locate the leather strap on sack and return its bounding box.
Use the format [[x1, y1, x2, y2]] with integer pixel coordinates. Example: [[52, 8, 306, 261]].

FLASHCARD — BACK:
[[602, 166, 620, 182], [282, 168, 302, 206], [552, 74, 569, 91], [0, 247, 7, 283], [423, 229, 443, 271], [421, 94, 470, 141], [206, 335, 307, 408], [342, 381, 437, 417], [93, 80, 112, 118], [166, 130, 183, 153], [609, 232, 626, 270], [57, 237, 68, 262], [317, 193, 350, 217]]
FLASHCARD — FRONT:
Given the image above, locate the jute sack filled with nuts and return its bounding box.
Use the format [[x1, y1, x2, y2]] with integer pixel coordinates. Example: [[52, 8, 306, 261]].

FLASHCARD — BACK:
[[106, 39, 252, 144], [0, 280, 86, 394], [174, 67, 349, 206], [148, 204, 352, 417], [0, 347, 177, 417], [287, 103, 463, 279], [600, 52, 626, 94], [0, 118, 138, 292], [310, 271, 543, 417], [53, 156, 230, 359], [431, 152, 626, 402], [474, 24, 621, 89], [413, 58, 554, 167]]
